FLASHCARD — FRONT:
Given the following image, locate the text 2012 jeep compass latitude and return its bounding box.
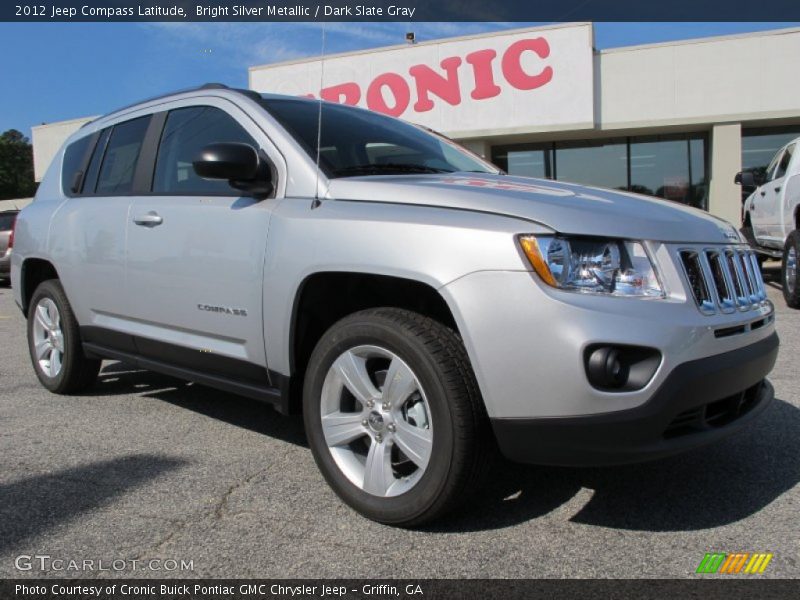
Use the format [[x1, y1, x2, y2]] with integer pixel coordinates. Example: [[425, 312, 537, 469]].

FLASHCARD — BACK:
[[11, 84, 778, 525]]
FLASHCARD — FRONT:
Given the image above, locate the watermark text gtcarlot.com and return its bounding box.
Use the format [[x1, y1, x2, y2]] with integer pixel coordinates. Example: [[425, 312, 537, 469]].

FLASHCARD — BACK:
[[14, 554, 194, 572]]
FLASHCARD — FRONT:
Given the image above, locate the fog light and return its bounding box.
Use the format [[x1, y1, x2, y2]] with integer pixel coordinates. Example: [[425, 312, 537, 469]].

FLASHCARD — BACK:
[[587, 347, 629, 389], [584, 344, 661, 392]]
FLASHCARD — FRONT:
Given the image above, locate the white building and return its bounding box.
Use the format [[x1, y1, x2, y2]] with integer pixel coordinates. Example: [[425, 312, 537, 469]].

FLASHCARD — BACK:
[[33, 23, 800, 226]]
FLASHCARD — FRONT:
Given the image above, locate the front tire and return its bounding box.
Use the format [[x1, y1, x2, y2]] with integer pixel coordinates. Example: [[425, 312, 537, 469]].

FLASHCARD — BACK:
[[303, 308, 489, 526], [27, 279, 101, 393], [783, 230, 800, 308]]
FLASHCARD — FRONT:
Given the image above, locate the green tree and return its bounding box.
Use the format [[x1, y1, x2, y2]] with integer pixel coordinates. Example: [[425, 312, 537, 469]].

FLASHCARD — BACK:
[[0, 129, 37, 200]]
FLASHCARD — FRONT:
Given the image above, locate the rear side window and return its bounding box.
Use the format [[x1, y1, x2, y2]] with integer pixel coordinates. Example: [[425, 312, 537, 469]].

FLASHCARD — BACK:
[[82, 127, 111, 194], [61, 135, 93, 195], [94, 116, 151, 195], [153, 106, 257, 195]]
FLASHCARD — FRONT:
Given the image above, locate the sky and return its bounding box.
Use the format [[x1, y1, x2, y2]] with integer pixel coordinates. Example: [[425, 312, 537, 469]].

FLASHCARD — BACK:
[[1, 21, 798, 135]]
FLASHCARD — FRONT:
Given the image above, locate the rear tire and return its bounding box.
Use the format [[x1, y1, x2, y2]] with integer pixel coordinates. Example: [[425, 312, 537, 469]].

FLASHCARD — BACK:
[[783, 230, 800, 309], [27, 279, 101, 393], [303, 308, 489, 526]]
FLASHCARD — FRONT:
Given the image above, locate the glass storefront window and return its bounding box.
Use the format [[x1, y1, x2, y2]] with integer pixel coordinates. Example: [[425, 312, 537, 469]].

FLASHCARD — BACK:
[[629, 138, 687, 199], [556, 139, 627, 191], [490, 133, 709, 210], [742, 126, 800, 177], [628, 135, 707, 210], [492, 145, 553, 179], [689, 138, 708, 210]]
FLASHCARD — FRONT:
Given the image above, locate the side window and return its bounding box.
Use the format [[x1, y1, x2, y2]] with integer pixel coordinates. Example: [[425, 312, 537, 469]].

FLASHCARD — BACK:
[[61, 135, 93, 195], [775, 144, 794, 180], [82, 127, 111, 194], [765, 149, 784, 183], [153, 106, 258, 194], [95, 116, 151, 195]]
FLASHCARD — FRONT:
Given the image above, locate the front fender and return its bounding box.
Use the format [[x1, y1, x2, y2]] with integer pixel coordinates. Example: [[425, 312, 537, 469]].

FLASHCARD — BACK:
[[261, 197, 550, 376]]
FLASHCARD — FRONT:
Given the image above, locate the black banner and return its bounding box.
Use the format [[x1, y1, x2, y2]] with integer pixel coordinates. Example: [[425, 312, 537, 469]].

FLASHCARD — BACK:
[[2, 580, 800, 600], [3, 0, 800, 22]]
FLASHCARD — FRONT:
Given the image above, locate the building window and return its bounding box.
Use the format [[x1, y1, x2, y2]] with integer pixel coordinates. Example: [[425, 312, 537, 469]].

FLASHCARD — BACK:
[[492, 144, 553, 179], [556, 138, 627, 191], [629, 135, 708, 210], [491, 133, 709, 210], [742, 126, 800, 179]]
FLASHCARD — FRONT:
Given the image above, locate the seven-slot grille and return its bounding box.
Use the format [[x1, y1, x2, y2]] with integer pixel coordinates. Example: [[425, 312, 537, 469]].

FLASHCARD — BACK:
[[679, 247, 766, 315]]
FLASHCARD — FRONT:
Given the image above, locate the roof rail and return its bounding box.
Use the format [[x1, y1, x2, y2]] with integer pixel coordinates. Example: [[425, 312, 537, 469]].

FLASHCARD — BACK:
[[101, 83, 263, 121]]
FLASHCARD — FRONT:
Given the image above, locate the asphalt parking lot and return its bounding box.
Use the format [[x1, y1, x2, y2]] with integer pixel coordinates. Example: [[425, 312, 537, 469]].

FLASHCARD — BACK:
[[0, 267, 798, 579]]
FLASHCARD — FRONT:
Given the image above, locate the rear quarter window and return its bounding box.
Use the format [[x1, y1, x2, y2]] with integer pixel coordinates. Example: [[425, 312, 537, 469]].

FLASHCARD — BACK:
[[61, 134, 93, 196]]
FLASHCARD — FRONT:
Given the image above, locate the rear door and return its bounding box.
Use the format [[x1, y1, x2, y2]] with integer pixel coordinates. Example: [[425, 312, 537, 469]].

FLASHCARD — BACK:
[[124, 99, 282, 385], [48, 117, 151, 336]]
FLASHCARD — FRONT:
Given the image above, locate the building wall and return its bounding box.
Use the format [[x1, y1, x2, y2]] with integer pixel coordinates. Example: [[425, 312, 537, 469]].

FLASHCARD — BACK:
[[0, 198, 33, 212], [597, 28, 800, 130], [32, 116, 95, 182], [249, 23, 596, 139], [708, 124, 743, 226]]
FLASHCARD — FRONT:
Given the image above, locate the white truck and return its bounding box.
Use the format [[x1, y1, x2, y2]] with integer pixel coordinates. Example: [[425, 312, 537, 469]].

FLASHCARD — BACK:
[[737, 137, 800, 308]]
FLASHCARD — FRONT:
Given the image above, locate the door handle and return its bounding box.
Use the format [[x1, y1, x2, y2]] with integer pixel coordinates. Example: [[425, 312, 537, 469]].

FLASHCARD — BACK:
[[774, 186, 781, 192], [133, 211, 163, 227], [760, 190, 766, 196]]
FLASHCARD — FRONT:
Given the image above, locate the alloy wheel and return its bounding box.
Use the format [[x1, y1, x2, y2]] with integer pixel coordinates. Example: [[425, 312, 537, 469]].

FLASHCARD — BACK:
[[32, 297, 65, 378], [320, 345, 433, 497]]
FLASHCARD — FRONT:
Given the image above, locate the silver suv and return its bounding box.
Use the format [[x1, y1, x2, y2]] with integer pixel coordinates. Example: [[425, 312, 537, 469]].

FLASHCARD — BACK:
[[11, 84, 779, 525]]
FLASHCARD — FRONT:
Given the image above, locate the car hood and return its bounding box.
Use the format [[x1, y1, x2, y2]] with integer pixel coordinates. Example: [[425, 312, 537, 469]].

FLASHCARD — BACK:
[[326, 173, 741, 244]]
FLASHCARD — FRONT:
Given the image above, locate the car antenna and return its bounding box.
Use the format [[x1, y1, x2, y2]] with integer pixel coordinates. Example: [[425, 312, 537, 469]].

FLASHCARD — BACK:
[[312, 22, 327, 209]]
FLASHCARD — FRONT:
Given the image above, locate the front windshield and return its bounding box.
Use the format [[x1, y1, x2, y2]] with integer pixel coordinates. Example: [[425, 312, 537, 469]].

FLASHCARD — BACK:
[[260, 97, 498, 178]]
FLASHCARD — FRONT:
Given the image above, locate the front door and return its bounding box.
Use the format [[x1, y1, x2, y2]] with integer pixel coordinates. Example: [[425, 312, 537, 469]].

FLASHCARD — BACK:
[[777, 143, 796, 239], [754, 146, 788, 246], [124, 102, 279, 385]]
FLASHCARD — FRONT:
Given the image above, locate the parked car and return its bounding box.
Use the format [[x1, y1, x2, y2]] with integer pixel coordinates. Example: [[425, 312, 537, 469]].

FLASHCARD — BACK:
[[0, 210, 19, 284], [736, 136, 800, 307], [11, 85, 778, 525]]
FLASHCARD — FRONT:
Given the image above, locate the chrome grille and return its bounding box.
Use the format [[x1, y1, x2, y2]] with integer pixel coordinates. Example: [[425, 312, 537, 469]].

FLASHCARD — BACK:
[[679, 247, 766, 315]]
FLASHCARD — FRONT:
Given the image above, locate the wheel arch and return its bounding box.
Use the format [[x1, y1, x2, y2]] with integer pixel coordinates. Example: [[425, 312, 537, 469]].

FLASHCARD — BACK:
[[20, 258, 60, 317], [284, 271, 465, 414]]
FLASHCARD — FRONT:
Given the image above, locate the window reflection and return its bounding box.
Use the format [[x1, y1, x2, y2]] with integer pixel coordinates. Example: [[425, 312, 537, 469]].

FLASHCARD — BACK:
[[741, 127, 800, 180], [493, 145, 553, 179], [491, 133, 709, 210], [629, 136, 707, 210], [556, 139, 627, 190]]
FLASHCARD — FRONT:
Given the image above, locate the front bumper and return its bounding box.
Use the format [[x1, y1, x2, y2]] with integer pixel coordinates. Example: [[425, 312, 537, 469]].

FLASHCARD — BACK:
[[491, 332, 778, 466]]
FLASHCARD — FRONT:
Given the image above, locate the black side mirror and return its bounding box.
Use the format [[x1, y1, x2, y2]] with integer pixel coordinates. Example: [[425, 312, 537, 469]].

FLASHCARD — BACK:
[[735, 171, 755, 188], [193, 142, 273, 197]]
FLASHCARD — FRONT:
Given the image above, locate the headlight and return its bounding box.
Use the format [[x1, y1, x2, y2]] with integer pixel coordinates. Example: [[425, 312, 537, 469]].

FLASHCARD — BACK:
[[518, 235, 664, 297]]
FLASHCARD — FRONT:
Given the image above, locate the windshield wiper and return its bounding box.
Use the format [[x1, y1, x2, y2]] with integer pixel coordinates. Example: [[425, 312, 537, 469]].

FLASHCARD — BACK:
[[332, 163, 454, 176]]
